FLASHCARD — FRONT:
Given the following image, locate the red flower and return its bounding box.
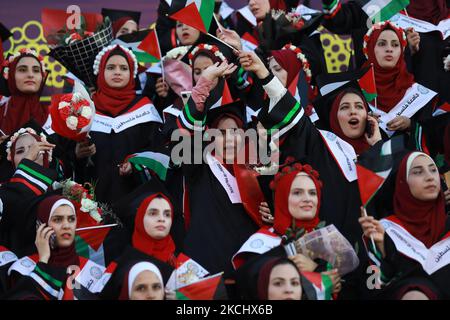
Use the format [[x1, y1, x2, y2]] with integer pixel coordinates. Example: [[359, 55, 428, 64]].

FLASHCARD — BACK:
[[61, 94, 73, 103], [282, 166, 291, 174], [303, 164, 312, 172], [77, 116, 89, 129], [58, 106, 71, 120]]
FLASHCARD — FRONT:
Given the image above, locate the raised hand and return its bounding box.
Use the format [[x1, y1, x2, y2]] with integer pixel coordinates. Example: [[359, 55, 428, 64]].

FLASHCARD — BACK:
[[238, 51, 269, 79], [201, 61, 237, 83], [24, 140, 55, 165], [216, 24, 242, 52], [406, 27, 420, 55]]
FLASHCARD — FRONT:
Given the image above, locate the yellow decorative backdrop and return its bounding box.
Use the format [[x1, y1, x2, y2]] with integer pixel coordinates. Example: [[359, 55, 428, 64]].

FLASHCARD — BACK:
[[319, 26, 354, 73]]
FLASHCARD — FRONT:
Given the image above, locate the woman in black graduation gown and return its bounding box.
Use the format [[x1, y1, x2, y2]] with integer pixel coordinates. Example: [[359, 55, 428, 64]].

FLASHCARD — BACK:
[[74, 44, 163, 204], [1, 195, 107, 300], [321, 0, 449, 104], [238, 49, 382, 298], [175, 44, 259, 280], [359, 151, 450, 299], [233, 161, 344, 296], [0, 128, 58, 255]]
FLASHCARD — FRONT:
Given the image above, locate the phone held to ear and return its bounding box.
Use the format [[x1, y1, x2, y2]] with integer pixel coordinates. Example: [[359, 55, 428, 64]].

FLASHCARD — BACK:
[[36, 220, 57, 250], [365, 119, 374, 139]]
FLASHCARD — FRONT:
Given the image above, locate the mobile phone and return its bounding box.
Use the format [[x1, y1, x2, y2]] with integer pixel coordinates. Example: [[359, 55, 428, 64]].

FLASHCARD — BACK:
[[36, 220, 56, 250], [365, 119, 374, 138]]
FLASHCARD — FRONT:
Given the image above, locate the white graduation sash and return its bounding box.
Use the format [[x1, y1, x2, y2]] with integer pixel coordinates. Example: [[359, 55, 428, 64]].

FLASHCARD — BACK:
[[370, 83, 437, 137], [8, 256, 65, 299], [90, 102, 163, 134], [163, 104, 181, 122], [8, 256, 36, 276], [232, 228, 281, 267], [318, 130, 357, 182], [206, 152, 242, 204], [381, 218, 450, 275], [0, 249, 18, 267], [390, 13, 450, 39]]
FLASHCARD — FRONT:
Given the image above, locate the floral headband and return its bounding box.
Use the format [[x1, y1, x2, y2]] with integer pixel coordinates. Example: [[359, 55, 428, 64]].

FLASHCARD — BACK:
[[269, 157, 322, 191], [2, 48, 46, 80], [188, 43, 227, 65], [93, 44, 138, 78], [282, 44, 312, 83], [363, 20, 407, 59], [6, 127, 49, 161]]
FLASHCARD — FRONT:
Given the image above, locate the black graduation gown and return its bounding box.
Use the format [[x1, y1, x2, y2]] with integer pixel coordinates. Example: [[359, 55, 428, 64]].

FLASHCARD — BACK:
[[0, 159, 57, 256], [176, 97, 259, 279], [258, 76, 367, 298], [182, 164, 259, 279], [75, 96, 163, 204]]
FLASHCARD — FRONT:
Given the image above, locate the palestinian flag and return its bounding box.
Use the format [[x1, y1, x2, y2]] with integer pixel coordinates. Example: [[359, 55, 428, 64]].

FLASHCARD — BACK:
[[356, 136, 404, 206], [137, 29, 162, 63], [169, 0, 215, 33], [208, 80, 233, 110], [75, 224, 117, 267], [356, 0, 410, 21], [125, 151, 170, 181], [289, 69, 319, 122], [112, 30, 156, 64], [175, 272, 227, 300], [358, 65, 377, 103], [302, 271, 333, 300]]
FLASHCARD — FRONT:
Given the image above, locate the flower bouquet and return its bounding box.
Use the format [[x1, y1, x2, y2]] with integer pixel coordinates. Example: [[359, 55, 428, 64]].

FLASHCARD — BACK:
[[55, 179, 116, 228], [49, 85, 95, 142]]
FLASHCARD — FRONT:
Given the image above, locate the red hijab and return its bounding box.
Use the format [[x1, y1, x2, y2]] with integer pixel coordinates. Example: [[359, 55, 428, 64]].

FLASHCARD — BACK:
[[270, 49, 303, 88], [362, 23, 415, 112], [272, 162, 322, 235], [329, 88, 371, 155], [393, 152, 447, 248], [36, 195, 79, 268], [132, 193, 176, 264], [0, 54, 48, 135], [92, 45, 136, 117], [256, 257, 301, 300]]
